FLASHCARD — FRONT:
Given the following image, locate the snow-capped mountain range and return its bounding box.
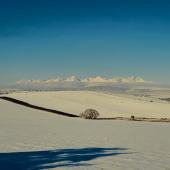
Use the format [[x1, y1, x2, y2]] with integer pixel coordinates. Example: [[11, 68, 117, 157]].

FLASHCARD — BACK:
[[16, 76, 152, 83]]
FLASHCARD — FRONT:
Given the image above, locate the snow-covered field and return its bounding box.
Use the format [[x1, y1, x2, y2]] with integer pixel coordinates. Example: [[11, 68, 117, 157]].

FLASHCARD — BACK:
[[0, 91, 170, 170], [3, 91, 170, 118]]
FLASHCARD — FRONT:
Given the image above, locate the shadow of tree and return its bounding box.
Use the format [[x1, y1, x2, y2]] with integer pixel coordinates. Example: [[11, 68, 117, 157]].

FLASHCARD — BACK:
[[0, 147, 131, 170]]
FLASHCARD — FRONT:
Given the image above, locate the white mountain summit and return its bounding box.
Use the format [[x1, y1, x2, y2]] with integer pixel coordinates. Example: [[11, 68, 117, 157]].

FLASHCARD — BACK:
[[46, 77, 67, 82], [16, 79, 45, 83], [81, 76, 108, 82], [16, 76, 152, 83], [65, 76, 81, 82]]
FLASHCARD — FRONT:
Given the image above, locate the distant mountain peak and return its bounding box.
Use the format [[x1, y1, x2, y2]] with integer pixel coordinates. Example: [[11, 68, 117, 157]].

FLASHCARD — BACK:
[[16, 79, 44, 83], [65, 76, 81, 82], [16, 76, 152, 83]]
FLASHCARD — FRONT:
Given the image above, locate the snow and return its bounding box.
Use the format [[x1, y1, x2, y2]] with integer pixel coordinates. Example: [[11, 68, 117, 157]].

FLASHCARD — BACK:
[[15, 76, 151, 83], [16, 79, 44, 83], [3, 91, 170, 118], [46, 77, 67, 82], [0, 94, 170, 170], [82, 76, 108, 82]]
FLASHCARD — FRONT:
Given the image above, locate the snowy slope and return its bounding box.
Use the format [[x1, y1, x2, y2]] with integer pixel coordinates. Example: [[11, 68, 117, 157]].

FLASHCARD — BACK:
[[0, 98, 170, 170], [3, 91, 170, 118]]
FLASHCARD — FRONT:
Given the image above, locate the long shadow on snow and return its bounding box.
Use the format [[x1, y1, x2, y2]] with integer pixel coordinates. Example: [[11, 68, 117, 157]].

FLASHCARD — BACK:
[[0, 147, 131, 170]]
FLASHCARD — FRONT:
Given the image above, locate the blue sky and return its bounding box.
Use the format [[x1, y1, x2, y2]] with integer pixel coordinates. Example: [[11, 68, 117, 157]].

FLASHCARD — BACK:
[[0, 0, 170, 85]]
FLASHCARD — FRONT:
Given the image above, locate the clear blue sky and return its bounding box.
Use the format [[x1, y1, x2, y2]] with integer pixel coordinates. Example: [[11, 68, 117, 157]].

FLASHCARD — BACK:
[[0, 0, 170, 85]]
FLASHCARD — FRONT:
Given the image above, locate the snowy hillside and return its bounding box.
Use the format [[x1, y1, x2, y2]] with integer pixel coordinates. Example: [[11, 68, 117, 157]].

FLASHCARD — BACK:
[[0, 91, 170, 170], [16, 76, 152, 83], [3, 91, 170, 118]]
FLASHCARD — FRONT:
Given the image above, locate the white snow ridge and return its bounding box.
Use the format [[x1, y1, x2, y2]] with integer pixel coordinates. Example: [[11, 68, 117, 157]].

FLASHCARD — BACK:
[[16, 79, 45, 83], [16, 76, 152, 83], [46, 77, 67, 82]]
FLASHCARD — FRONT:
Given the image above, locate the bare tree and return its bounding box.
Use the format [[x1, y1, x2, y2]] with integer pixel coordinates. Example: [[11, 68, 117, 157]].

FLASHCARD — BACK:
[[79, 109, 100, 119]]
